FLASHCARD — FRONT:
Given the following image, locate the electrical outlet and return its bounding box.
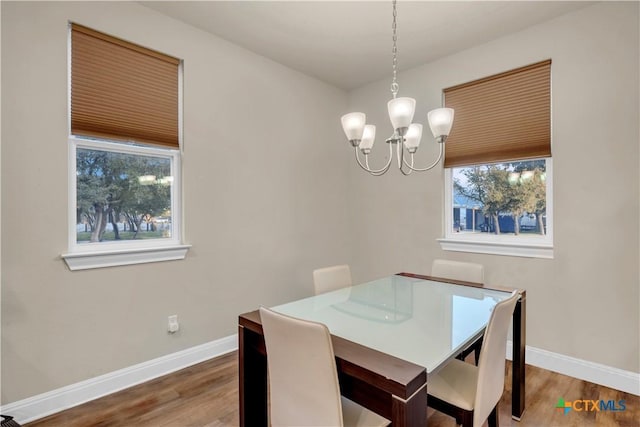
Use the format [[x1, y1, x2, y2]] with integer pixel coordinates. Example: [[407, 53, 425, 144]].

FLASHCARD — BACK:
[[168, 315, 179, 333]]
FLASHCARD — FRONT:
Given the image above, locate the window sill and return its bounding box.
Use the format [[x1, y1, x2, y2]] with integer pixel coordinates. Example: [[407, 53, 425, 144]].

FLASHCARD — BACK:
[[438, 237, 553, 259], [62, 244, 191, 271]]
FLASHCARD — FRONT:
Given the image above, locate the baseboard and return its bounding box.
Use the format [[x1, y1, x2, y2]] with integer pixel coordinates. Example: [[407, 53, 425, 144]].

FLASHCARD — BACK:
[[0, 334, 238, 424], [506, 340, 640, 396], [3, 335, 637, 424]]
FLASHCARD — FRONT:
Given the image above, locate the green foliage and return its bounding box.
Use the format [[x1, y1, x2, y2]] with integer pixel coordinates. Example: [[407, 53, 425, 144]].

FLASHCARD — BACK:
[[76, 147, 172, 241], [454, 161, 547, 235]]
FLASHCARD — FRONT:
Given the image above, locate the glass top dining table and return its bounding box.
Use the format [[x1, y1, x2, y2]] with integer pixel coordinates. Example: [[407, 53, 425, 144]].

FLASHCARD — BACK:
[[238, 272, 526, 427], [272, 274, 513, 375]]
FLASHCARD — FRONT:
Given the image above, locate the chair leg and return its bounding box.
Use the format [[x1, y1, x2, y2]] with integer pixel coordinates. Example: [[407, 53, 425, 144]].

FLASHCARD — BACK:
[[488, 403, 499, 427], [460, 409, 473, 427], [473, 337, 483, 365]]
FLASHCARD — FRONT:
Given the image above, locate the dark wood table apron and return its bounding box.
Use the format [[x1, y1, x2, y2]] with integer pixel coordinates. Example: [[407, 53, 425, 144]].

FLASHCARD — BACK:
[[238, 273, 526, 426]]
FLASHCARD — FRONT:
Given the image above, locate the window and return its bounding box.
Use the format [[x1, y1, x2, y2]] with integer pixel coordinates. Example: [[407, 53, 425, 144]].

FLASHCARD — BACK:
[[62, 23, 188, 270], [439, 60, 553, 258]]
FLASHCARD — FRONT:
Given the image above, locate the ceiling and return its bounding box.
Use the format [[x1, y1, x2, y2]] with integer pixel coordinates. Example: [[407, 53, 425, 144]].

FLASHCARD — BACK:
[[141, 1, 594, 91]]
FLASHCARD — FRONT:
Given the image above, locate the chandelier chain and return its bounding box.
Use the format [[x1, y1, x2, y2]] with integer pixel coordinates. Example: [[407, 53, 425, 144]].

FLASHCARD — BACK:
[[390, 0, 399, 98]]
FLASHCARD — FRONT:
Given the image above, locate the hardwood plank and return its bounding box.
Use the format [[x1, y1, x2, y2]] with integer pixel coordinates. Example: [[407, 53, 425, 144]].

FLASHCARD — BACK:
[[25, 352, 639, 427]]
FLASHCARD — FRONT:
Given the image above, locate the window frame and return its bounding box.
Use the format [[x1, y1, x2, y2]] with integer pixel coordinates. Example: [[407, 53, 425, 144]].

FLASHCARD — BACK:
[[439, 157, 554, 259], [68, 136, 183, 252], [62, 137, 189, 270]]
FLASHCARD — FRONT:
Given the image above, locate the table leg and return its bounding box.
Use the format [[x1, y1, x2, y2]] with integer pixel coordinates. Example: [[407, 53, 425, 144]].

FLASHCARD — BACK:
[[512, 293, 526, 420], [391, 384, 427, 427], [238, 325, 268, 427]]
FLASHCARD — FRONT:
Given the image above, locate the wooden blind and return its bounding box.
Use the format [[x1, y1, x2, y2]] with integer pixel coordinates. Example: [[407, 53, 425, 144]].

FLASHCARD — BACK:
[[71, 23, 180, 148], [443, 59, 551, 168]]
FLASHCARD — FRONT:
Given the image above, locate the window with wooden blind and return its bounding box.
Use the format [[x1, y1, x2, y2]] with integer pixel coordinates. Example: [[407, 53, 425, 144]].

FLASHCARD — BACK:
[[443, 60, 551, 168], [438, 60, 553, 259], [70, 23, 180, 148], [63, 23, 189, 271]]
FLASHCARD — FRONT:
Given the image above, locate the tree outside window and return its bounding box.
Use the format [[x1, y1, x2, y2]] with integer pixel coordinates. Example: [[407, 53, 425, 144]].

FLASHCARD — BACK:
[[452, 159, 547, 236], [75, 147, 173, 244]]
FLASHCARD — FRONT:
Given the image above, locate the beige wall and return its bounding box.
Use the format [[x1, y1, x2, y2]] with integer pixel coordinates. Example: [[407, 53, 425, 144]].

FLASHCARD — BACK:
[[1, 1, 350, 402], [1, 0, 638, 406], [348, 2, 639, 373]]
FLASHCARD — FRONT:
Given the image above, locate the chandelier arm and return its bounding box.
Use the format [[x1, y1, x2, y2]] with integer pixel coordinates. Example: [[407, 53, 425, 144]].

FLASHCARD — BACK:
[[396, 140, 413, 176], [400, 147, 414, 175], [399, 148, 413, 176], [354, 148, 373, 173], [366, 143, 394, 176], [370, 165, 392, 177], [402, 143, 444, 172], [354, 146, 392, 175]]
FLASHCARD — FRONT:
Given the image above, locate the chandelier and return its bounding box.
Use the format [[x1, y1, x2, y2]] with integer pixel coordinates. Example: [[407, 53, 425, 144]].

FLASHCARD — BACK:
[[340, 0, 454, 176]]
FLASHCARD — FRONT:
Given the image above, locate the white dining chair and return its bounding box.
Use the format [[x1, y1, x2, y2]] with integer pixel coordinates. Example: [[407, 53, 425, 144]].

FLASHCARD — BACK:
[[432, 259, 485, 364], [313, 264, 352, 295], [431, 259, 485, 284], [259, 307, 390, 427], [426, 291, 520, 427]]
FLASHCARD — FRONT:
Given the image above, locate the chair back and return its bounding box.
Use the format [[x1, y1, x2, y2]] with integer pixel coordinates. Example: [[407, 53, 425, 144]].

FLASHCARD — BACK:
[[259, 307, 344, 427], [473, 292, 519, 427], [431, 259, 484, 284], [313, 264, 352, 295]]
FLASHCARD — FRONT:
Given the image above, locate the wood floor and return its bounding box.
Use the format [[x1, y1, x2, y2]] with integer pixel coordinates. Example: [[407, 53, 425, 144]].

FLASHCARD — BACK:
[[26, 352, 639, 427]]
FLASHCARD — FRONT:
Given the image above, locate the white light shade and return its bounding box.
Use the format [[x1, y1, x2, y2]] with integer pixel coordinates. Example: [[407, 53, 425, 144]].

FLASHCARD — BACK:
[[341, 112, 366, 141], [427, 108, 454, 138], [387, 97, 416, 130], [157, 176, 174, 186], [360, 125, 376, 151], [521, 170, 534, 181], [138, 175, 156, 185], [403, 123, 422, 150], [508, 172, 520, 185]]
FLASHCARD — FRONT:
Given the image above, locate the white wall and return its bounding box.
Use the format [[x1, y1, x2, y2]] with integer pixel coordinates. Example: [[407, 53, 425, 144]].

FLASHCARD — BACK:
[[348, 2, 639, 373], [1, 1, 350, 403]]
